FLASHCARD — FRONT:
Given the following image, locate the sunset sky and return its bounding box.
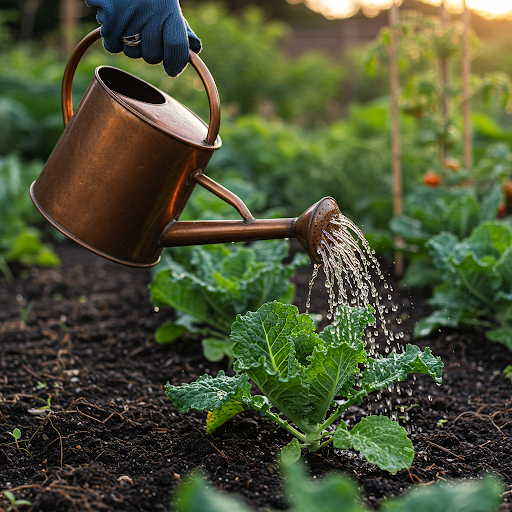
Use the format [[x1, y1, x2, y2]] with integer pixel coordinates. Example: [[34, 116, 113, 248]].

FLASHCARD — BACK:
[[286, 0, 512, 19]]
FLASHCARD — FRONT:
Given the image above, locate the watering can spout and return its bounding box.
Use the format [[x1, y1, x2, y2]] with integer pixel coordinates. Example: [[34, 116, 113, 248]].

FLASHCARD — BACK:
[[159, 196, 341, 265]]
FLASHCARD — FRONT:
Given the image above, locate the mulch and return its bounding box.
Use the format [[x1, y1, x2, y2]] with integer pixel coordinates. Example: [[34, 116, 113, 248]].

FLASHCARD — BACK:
[[1, 241, 511, 511]]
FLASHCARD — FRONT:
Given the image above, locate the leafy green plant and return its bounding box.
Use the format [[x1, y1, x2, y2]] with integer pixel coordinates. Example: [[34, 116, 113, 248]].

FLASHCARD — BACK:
[[390, 185, 503, 288], [150, 241, 308, 363], [172, 452, 502, 512], [0, 154, 60, 277], [166, 301, 443, 472], [0, 490, 32, 512], [414, 221, 512, 349]]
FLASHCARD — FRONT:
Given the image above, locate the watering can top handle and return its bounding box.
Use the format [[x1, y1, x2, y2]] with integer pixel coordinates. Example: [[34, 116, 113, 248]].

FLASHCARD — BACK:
[[61, 27, 221, 146]]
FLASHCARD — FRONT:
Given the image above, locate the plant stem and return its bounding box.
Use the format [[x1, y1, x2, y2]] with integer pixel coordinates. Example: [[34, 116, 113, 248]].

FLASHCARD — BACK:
[[265, 410, 306, 442], [318, 437, 334, 450], [319, 391, 366, 432]]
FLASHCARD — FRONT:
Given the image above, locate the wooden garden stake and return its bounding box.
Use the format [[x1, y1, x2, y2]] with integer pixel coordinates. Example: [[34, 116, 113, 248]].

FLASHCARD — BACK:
[[462, 1, 472, 169], [389, 1, 403, 277], [439, 1, 449, 162]]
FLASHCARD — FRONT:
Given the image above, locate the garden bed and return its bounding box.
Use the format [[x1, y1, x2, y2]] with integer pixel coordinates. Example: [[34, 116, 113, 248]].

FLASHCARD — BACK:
[[1, 242, 511, 512]]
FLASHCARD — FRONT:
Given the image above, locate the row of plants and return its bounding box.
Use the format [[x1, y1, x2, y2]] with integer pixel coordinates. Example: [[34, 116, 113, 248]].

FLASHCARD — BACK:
[[389, 143, 512, 353]]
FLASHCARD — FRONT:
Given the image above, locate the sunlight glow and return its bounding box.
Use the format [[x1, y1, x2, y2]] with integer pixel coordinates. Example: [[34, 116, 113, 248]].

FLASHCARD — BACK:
[[287, 0, 512, 19]]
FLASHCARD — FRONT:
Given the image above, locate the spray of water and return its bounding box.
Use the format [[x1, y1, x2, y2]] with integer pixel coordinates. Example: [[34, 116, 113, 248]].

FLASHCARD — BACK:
[[306, 212, 402, 356]]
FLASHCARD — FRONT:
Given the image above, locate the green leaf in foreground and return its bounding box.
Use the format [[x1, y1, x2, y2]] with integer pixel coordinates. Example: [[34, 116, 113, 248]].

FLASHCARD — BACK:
[[167, 301, 443, 472], [381, 475, 503, 512], [333, 416, 414, 473], [280, 437, 302, 467], [172, 464, 503, 512], [173, 470, 254, 512]]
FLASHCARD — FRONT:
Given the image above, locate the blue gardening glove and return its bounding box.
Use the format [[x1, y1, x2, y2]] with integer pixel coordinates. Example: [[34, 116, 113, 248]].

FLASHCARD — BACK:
[[84, 0, 201, 77]]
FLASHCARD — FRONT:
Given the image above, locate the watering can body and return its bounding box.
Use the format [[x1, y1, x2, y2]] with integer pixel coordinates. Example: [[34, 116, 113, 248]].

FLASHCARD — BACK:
[[31, 29, 340, 266], [31, 29, 221, 267]]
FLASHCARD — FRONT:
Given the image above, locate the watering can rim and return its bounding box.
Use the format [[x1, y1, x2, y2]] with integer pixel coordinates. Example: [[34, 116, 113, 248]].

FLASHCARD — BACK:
[[91, 64, 222, 151]]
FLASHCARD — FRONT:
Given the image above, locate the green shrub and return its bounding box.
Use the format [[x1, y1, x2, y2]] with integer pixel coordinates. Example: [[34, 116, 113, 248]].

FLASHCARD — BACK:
[[0, 154, 60, 277]]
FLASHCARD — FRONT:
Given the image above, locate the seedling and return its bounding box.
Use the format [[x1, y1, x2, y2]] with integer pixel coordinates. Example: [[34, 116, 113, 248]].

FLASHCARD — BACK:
[[36, 395, 52, 410], [16, 296, 34, 329], [0, 490, 32, 512], [437, 419, 448, 428], [503, 365, 512, 384], [7, 429, 32, 458], [166, 301, 443, 472]]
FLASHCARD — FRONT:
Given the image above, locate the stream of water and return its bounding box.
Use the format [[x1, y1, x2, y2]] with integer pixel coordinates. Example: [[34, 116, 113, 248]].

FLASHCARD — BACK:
[[306, 212, 404, 356]]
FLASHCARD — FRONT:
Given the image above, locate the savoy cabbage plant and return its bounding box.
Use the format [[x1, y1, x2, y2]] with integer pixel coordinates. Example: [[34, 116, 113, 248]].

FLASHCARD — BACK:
[[166, 301, 443, 472], [150, 241, 308, 364], [390, 185, 503, 289], [415, 221, 512, 351]]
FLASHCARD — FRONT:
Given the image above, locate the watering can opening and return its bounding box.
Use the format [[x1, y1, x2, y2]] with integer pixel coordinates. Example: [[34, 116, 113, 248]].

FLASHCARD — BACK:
[[97, 67, 166, 105], [30, 28, 342, 268]]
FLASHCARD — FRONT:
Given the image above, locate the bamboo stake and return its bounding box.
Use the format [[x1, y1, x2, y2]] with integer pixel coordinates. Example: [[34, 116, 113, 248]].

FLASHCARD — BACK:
[[60, 0, 81, 54], [462, 1, 472, 169], [389, 0, 403, 277], [439, 1, 449, 163]]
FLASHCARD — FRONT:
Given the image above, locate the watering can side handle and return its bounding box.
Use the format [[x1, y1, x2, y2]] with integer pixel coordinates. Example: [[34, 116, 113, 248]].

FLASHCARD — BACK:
[[61, 27, 221, 146], [62, 28, 102, 127]]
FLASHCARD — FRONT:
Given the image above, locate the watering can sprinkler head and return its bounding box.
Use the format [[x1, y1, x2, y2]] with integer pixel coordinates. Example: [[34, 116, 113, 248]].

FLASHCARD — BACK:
[[292, 197, 341, 265]]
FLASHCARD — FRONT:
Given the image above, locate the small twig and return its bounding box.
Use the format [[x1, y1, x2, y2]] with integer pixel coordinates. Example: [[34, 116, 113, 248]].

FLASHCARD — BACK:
[[21, 363, 45, 382], [127, 346, 146, 358], [208, 441, 232, 463], [3, 484, 45, 493], [426, 440, 464, 460], [453, 410, 507, 434], [42, 431, 88, 453], [407, 468, 424, 483], [49, 416, 63, 468]]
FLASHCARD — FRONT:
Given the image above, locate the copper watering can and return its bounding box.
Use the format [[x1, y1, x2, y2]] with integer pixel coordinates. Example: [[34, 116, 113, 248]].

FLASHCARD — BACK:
[[31, 28, 341, 267]]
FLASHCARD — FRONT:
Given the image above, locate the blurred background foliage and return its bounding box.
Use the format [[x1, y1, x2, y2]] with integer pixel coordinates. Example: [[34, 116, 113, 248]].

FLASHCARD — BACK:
[[1, 1, 512, 270]]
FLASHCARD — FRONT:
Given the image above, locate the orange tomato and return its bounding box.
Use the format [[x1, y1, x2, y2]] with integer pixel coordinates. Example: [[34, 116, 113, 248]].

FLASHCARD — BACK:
[[443, 158, 461, 171], [497, 203, 507, 218], [423, 171, 441, 187], [502, 180, 512, 203]]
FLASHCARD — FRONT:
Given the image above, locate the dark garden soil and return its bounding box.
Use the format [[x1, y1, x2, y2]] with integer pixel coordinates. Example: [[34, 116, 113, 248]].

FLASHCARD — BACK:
[[1, 241, 511, 512]]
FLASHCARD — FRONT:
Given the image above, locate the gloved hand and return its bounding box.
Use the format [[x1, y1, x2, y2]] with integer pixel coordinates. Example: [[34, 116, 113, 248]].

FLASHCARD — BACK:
[[84, 0, 201, 77]]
